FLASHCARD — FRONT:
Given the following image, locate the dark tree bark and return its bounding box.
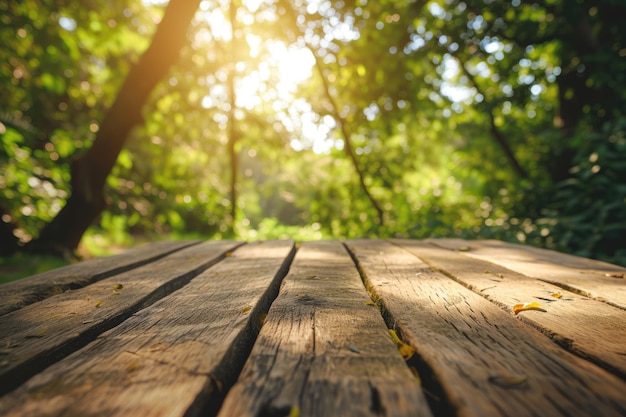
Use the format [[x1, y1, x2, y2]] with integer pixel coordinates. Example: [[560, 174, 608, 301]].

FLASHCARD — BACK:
[[29, 0, 202, 256]]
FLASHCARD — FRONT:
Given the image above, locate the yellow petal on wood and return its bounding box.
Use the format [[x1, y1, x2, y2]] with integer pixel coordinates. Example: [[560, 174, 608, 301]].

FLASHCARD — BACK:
[[113, 284, 123, 290], [241, 306, 252, 314], [513, 301, 545, 315], [389, 329, 402, 345], [364, 301, 377, 306], [399, 344, 416, 360], [389, 329, 415, 360], [551, 292, 563, 299]]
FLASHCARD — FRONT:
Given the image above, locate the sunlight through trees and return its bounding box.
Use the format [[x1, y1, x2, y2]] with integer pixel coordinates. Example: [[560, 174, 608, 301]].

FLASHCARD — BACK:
[[1, 0, 625, 265]]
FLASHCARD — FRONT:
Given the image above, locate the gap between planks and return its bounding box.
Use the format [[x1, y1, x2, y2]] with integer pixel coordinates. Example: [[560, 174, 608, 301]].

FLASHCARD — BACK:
[[0, 240, 295, 417], [392, 239, 626, 382], [218, 241, 432, 417], [346, 239, 626, 417], [4, 239, 625, 417], [0, 240, 200, 317], [0, 240, 242, 396], [425, 238, 626, 311]]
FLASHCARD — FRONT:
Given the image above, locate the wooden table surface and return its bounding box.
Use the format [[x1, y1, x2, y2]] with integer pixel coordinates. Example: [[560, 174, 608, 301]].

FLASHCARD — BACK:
[[1, 239, 625, 417]]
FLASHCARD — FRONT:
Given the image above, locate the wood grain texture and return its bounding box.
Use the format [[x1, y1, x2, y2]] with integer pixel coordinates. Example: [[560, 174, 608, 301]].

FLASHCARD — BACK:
[[218, 241, 432, 417], [346, 239, 626, 417], [0, 240, 295, 417], [0, 240, 197, 317], [427, 238, 626, 309], [0, 240, 241, 396], [0, 241, 294, 417], [394, 239, 626, 380]]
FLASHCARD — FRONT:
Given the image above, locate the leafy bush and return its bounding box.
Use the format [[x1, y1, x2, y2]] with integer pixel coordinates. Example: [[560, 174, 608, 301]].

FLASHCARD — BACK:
[[532, 120, 626, 265]]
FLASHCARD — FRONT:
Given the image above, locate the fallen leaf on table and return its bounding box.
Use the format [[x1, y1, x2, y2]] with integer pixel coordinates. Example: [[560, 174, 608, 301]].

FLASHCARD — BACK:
[[513, 301, 546, 315], [241, 306, 252, 314], [537, 292, 574, 302], [364, 301, 376, 306], [389, 329, 415, 360], [113, 284, 123, 290]]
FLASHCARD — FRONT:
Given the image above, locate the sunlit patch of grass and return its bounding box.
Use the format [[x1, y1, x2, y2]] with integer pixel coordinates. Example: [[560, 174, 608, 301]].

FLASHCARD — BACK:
[[236, 217, 328, 241], [80, 229, 159, 258]]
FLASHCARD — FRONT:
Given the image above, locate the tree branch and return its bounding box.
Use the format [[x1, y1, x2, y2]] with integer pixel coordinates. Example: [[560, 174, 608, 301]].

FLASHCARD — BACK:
[[30, 0, 202, 255], [282, 1, 384, 225], [454, 54, 529, 179], [311, 57, 385, 224]]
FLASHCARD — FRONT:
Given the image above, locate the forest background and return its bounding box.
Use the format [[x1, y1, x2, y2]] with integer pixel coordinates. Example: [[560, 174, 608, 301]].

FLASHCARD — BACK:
[[1, 0, 625, 280]]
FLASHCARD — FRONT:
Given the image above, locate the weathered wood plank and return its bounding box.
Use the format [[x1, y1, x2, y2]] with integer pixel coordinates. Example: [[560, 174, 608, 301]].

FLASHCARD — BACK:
[[394, 239, 626, 380], [0, 240, 294, 417], [427, 238, 626, 309], [0, 240, 198, 317], [218, 241, 432, 417], [0, 240, 241, 396], [346, 239, 626, 417]]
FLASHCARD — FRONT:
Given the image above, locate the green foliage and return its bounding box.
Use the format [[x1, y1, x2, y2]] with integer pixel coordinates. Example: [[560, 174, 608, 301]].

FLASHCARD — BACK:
[[1, 0, 625, 266], [0, 253, 68, 284], [525, 120, 626, 265]]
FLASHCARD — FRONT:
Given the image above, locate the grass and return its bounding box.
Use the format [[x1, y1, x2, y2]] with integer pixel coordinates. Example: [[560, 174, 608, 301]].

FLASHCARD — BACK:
[[0, 253, 69, 284], [0, 231, 148, 284]]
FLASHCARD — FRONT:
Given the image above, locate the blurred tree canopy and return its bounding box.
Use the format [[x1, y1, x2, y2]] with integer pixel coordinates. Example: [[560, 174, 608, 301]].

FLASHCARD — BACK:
[[1, 0, 625, 265]]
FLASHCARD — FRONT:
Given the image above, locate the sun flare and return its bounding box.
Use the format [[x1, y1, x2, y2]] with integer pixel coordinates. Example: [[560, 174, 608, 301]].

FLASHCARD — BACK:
[[192, 1, 330, 151]]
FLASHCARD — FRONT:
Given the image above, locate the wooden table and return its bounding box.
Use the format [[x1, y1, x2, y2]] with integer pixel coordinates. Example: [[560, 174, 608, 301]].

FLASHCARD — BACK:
[[1, 239, 625, 417]]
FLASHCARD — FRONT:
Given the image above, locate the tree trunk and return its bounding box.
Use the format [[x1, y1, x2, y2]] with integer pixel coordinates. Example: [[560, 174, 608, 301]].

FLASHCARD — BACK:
[[29, 0, 201, 256]]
